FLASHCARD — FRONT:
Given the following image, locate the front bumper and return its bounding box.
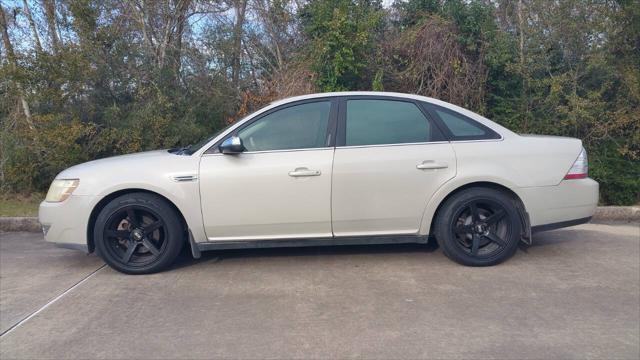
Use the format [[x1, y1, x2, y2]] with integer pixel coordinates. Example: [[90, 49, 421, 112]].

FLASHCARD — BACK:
[[38, 195, 96, 253], [519, 178, 599, 227]]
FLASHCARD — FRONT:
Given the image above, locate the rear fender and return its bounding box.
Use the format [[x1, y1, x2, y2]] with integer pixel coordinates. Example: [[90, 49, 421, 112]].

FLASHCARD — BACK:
[[419, 177, 531, 244]]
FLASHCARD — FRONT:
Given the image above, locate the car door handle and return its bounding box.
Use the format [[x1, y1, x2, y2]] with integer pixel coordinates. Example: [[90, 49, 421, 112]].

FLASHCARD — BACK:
[[288, 167, 321, 177], [416, 161, 448, 170]]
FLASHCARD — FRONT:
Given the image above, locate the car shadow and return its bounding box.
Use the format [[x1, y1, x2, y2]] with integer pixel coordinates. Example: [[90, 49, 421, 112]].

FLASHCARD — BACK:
[[525, 228, 593, 248], [518, 224, 626, 252], [168, 238, 440, 271]]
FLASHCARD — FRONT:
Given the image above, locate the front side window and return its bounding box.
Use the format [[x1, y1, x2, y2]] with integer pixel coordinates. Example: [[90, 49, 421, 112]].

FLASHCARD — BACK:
[[237, 101, 331, 152], [345, 100, 437, 146], [429, 105, 500, 140]]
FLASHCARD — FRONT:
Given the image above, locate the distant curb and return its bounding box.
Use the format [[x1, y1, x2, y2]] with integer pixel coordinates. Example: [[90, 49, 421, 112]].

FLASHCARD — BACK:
[[0, 217, 42, 232], [592, 206, 640, 222], [1, 207, 638, 233]]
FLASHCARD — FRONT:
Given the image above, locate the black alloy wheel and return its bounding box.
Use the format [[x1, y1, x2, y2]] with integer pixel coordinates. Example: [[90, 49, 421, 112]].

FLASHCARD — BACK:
[[435, 187, 522, 266], [103, 206, 168, 266], [94, 193, 184, 274], [451, 198, 511, 258]]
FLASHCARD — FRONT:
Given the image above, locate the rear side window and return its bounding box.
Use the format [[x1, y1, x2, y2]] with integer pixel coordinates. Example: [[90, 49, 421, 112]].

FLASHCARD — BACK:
[[428, 104, 500, 140], [345, 100, 440, 146]]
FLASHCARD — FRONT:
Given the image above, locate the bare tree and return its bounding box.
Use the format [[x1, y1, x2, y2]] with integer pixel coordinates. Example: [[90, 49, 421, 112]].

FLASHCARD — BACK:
[[248, 0, 299, 73], [516, 0, 529, 131], [23, 0, 43, 52], [0, 4, 34, 128], [128, 0, 193, 80], [382, 16, 487, 111], [230, 0, 248, 90], [43, 0, 59, 53]]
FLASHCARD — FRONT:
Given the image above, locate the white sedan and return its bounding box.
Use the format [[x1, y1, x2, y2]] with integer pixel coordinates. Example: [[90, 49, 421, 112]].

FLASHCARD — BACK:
[[39, 92, 599, 274]]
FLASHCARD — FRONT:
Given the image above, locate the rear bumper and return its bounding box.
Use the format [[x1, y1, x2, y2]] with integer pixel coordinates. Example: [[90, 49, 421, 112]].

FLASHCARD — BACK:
[[38, 195, 95, 253], [519, 178, 599, 227]]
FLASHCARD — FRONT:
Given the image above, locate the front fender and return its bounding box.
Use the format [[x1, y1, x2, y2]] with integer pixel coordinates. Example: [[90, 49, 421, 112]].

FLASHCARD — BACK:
[[91, 181, 207, 245]]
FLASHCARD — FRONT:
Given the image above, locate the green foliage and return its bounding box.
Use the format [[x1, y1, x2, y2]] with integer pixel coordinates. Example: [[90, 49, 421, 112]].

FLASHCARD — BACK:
[[372, 69, 384, 91], [1, 0, 638, 204], [301, 0, 383, 91], [589, 143, 640, 205], [442, 0, 496, 55], [392, 0, 441, 28], [0, 193, 42, 217]]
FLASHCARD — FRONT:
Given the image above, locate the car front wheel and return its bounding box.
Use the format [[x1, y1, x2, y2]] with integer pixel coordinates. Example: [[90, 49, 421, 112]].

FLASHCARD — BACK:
[[94, 193, 184, 274], [434, 187, 522, 266]]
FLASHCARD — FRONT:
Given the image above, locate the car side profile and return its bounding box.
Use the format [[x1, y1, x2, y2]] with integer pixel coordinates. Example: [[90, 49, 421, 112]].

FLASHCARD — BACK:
[[39, 92, 599, 274]]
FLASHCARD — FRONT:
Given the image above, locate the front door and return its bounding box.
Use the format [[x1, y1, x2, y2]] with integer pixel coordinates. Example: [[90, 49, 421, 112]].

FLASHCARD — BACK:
[[331, 98, 457, 237], [199, 100, 336, 241]]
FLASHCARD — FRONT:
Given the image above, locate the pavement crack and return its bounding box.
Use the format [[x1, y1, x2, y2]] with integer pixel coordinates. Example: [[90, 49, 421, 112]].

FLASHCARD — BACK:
[[0, 264, 106, 339]]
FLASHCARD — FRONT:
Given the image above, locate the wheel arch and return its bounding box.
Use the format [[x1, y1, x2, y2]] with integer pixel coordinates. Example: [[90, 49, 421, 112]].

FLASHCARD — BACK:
[[421, 181, 531, 242], [86, 189, 189, 253]]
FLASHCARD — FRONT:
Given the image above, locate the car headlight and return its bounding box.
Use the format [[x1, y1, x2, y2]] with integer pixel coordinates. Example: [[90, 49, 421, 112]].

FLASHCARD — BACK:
[[45, 179, 80, 202]]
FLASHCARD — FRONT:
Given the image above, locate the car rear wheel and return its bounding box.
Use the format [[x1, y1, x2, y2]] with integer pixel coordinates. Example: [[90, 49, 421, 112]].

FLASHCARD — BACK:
[[434, 187, 521, 266], [94, 193, 184, 274]]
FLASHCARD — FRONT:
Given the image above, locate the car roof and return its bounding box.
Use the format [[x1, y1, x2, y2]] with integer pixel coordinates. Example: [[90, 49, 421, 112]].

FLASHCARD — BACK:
[[269, 92, 487, 123], [269, 92, 513, 133], [270, 91, 435, 106]]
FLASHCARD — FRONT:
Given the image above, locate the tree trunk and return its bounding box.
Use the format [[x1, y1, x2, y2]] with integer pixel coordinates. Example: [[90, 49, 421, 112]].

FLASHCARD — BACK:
[[43, 0, 60, 53], [23, 0, 43, 52], [133, 1, 154, 56], [517, 0, 528, 131], [255, 0, 285, 71], [172, 0, 190, 76], [0, 6, 16, 64], [0, 5, 34, 129], [231, 0, 248, 91]]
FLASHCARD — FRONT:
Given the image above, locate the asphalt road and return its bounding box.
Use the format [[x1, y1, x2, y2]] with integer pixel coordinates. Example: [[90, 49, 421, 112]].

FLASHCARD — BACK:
[[1, 222, 638, 359]]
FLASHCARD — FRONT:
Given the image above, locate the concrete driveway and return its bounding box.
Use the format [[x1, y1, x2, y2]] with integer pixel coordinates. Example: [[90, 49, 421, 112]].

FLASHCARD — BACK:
[[1, 222, 638, 359]]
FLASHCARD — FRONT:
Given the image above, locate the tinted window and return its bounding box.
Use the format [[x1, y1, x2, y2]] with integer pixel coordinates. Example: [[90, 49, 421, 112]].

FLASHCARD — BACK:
[[238, 101, 331, 151], [345, 100, 434, 146], [430, 106, 500, 140]]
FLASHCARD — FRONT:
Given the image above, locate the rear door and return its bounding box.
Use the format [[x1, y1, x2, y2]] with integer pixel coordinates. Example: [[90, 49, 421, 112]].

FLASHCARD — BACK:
[[331, 97, 457, 237]]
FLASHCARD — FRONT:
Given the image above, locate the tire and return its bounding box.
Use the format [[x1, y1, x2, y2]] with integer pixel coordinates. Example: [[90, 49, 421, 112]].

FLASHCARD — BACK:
[[434, 187, 521, 266], [94, 192, 184, 274]]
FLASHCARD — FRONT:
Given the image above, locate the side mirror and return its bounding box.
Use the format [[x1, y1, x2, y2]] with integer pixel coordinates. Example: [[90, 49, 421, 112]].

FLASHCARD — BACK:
[[219, 136, 245, 154]]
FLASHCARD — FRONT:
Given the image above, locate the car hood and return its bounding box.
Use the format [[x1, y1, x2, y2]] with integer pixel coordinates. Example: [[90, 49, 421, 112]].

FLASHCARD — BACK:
[[55, 150, 200, 196], [58, 150, 172, 176]]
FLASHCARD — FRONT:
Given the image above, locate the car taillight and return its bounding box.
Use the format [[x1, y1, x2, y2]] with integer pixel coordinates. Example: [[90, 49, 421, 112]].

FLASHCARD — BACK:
[[564, 147, 588, 180]]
